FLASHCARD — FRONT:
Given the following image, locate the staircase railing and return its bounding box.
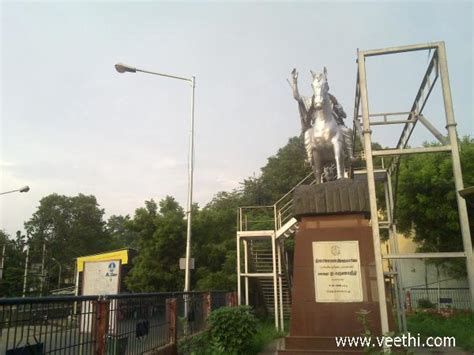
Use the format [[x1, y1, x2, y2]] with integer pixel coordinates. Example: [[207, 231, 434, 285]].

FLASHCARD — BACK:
[[238, 172, 315, 233], [280, 243, 292, 304], [238, 205, 275, 232]]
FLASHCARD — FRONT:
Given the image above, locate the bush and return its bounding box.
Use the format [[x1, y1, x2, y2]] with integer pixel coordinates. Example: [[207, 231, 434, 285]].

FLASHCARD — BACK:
[[417, 298, 435, 309], [178, 306, 284, 355], [208, 306, 258, 354], [249, 321, 286, 353], [179, 331, 214, 355]]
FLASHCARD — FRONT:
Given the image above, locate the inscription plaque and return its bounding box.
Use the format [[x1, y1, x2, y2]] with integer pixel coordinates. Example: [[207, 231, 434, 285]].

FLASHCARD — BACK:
[[313, 241, 363, 302]]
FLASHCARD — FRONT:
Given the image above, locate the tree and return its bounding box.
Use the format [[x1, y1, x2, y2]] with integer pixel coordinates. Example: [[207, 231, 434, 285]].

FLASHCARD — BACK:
[[0, 230, 27, 297], [240, 136, 310, 206], [259, 136, 310, 202], [24, 193, 113, 294], [107, 215, 139, 249], [125, 197, 186, 292], [193, 191, 242, 291], [396, 137, 473, 277]]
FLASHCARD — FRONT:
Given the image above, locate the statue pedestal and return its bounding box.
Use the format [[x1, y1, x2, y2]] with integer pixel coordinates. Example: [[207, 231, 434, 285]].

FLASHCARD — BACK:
[[279, 180, 393, 354]]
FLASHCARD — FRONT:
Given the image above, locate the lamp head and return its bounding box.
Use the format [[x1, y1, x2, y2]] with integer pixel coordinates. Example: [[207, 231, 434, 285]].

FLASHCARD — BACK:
[[115, 63, 137, 73], [19, 186, 30, 193]]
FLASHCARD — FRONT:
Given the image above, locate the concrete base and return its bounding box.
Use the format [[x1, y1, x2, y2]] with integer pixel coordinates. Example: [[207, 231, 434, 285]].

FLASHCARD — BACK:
[[278, 212, 394, 354]]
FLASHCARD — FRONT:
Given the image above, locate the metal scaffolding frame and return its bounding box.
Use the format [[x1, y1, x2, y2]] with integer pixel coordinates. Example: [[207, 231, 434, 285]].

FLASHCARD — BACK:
[[355, 41, 474, 335]]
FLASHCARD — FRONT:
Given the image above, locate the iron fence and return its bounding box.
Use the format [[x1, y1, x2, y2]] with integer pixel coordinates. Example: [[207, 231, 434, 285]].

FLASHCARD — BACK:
[[0, 291, 231, 354], [0, 295, 98, 354], [408, 287, 470, 310], [107, 293, 170, 355], [175, 293, 206, 339], [210, 292, 227, 310]]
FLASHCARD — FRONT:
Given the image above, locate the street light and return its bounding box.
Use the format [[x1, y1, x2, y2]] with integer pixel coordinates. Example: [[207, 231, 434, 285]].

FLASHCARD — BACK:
[[0, 186, 30, 195], [115, 63, 196, 293]]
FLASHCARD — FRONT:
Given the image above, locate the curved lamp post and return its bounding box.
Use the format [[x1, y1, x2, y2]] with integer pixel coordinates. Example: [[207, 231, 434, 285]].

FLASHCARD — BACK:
[[0, 186, 30, 195], [115, 63, 196, 293]]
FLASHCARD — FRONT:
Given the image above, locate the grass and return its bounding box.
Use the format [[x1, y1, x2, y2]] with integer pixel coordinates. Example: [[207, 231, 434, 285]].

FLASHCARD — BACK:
[[407, 311, 474, 351], [248, 320, 287, 354]]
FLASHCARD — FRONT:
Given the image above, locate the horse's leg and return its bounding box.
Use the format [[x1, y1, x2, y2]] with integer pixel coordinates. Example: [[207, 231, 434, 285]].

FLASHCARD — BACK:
[[332, 138, 344, 179], [312, 149, 322, 184]]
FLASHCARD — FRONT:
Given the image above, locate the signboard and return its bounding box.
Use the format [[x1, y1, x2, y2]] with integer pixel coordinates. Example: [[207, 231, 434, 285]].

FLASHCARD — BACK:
[[313, 241, 363, 303], [81, 260, 121, 333], [179, 258, 195, 270], [82, 260, 121, 296]]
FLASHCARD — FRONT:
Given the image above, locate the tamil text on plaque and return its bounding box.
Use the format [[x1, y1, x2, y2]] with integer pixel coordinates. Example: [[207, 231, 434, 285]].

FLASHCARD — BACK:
[[313, 241, 363, 302]]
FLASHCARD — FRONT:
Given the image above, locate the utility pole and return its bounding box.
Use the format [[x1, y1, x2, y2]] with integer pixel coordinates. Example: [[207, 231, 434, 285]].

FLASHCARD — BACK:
[[57, 263, 62, 289], [0, 245, 5, 280], [40, 242, 46, 296], [22, 245, 29, 297]]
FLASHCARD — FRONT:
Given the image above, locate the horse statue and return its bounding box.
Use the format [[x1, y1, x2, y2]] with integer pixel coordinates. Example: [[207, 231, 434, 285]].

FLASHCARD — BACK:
[[288, 67, 353, 183]]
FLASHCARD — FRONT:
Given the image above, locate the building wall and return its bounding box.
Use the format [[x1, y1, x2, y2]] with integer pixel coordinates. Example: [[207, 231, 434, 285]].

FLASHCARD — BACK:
[[382, 233, 468, 290]]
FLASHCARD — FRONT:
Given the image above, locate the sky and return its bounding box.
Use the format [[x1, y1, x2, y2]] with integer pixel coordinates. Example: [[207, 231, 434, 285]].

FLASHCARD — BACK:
[[1, 1, 473, 238]]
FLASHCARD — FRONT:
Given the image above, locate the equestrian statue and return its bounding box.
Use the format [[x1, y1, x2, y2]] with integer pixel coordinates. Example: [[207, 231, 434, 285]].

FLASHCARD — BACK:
[[288, 67, 353, 183]]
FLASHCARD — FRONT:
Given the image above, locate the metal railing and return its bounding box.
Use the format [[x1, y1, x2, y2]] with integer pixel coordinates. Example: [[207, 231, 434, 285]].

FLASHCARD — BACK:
[[0, 291, 232, 354], [107, 293, 172, 354], [274, 172, 315, 230], [408, 287, 471, 310], [0, 295, 98, 354], [238, 172, 315, 233], [238, 205, 275, 232]]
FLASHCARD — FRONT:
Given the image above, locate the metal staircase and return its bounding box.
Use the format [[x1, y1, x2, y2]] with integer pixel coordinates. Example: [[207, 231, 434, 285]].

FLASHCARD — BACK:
[[277, 217, 298, 239], [249, 239, 292, 317], [237, 173, 313, 331]]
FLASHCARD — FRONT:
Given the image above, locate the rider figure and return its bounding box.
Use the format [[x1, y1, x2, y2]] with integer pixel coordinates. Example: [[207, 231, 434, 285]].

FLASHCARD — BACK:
[[328, 93, 346, 127], [289, 68, 352, 167], [290, 69, 347, 134]]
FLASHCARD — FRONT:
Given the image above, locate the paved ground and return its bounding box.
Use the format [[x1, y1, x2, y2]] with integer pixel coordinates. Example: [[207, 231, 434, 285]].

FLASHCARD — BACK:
[[258, 338, 285, 355]]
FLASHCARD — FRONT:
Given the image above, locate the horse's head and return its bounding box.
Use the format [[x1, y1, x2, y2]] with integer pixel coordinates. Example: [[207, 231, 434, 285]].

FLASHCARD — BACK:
[[310, 67, 329, 110]]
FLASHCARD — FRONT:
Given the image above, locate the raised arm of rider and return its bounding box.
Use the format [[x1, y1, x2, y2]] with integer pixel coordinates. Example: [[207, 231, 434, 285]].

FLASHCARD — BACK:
[[291, 70, 302, 102]]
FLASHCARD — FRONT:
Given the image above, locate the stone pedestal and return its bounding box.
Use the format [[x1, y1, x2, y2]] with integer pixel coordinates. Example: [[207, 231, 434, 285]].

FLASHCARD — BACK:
[[279, 180, 393, 354]]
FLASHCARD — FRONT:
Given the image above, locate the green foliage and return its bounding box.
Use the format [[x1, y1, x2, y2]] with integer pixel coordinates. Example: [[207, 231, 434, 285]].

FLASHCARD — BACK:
[[24, 193, 113, 295], [125, 197, 186, 292], [193, 191, 241, 291], [417, 298, 436, 309], [259, 136, 310, 202], [179, 331, 214, 355], [248, 321, 286, 354], [407, 311, 474, 351], [241, 136, 310, 205], [208, 306, 258, 354], [0, 230, 27, 297], [396, 137, 474, 277], [178, 317, 284, 355], [106, 215, 139, 249]]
